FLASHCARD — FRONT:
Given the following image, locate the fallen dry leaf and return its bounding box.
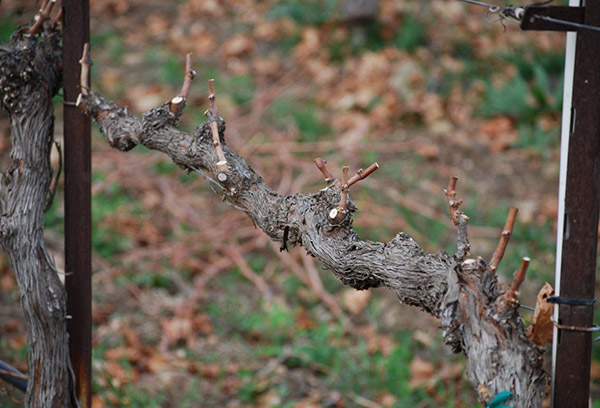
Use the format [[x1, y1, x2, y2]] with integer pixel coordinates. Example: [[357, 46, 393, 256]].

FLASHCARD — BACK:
[[182, 0, 224, 18], [413, 330, 435, 348], [258, 390, 282, 407], [103, 360, 135, 387], [378, 391, 398, 408], [342, 289, 371, 315], [478, 116, 518, 153], [437, 362, 464, 383], [253, 21, 280, 42], [409, 357, 435, 389], [293, 27, 321, 61], [223, 34, 255, 58], [292, 401, 321, 408], [91, 395, 106, 408], [0, 269, 15, 292], [168, 23, 216, 55], [478, 383, 490, 399], [591, 360, 600, 381], [414, 142, 440, 160], [526, 282, 555, 346], [295, 307, 316, 330]]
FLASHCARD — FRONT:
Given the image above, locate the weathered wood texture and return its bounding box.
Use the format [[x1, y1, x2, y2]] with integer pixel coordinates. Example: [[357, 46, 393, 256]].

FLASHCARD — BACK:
[[0, 25, 79, 408], [78, 89, 549, 406]]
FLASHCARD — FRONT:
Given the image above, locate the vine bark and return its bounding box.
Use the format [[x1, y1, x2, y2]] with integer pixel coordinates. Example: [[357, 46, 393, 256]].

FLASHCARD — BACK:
[[76, 71, 549, 405], [0, 8, 550, 406], [0, 22, 79, 408]]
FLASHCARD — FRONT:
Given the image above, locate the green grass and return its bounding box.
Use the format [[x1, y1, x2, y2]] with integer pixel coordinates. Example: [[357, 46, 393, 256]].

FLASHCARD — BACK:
[[0, 15, 17, 43], [91, 30, 126, 65], [197, 264, 478, 406], [516, 123, 559, 152], [103, 378, 167, 408], [160, 55, 185, 88], [268, 0, 338, 26], [394, 14, 428, 52], [91, 174, 135, 258], [478, 51, 563, 154], [44, 192, 64, 234], [270, 98, 333, 142]]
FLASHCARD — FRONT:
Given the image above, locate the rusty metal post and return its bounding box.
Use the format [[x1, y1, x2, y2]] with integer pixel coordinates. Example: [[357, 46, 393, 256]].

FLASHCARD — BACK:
[[551, 3, 600, 407], [62, 1, 92, 407]]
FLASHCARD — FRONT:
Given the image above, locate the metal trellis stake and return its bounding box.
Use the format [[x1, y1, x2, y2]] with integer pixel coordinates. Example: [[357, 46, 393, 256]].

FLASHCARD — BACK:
[[521, 1, 600, 406], [62, 1, 92, 407]]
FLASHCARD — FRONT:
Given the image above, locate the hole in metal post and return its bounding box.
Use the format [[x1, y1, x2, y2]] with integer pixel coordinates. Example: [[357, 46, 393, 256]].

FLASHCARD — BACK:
[[570, 107, 576, 135]]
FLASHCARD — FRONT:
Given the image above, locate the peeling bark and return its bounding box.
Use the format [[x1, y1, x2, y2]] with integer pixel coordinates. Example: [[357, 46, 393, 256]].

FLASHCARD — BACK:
[[77, 88, 549, 406], [0, 26, 79, 408]]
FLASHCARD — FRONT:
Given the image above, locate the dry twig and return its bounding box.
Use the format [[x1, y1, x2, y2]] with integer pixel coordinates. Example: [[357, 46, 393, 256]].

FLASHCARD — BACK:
[[488, 207, 518, 273], [169, 53, 195, 115], [444, 177, 470, 259], [444, 176, 462, 223], [347, 162, 379, 188], [77, 43, 92, 97], [329, 163, 379, 222], [497, 257, 530, 310], [510, 257, 529, 294], [75, 50, 550, 405], [272, 242, 344, 319], [28, 0, 56, 35], [226, 244, 272, 298], [52, 7, 62, 26], [206, 79, 228, 173], [313, 157, 334, 183]]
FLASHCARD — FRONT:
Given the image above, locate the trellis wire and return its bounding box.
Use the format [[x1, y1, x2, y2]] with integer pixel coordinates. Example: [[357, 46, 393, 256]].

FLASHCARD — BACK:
[[456, 0, 600, 32]]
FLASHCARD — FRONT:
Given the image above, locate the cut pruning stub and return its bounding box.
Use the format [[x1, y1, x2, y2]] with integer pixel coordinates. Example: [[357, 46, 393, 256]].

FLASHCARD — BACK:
[[327, 162, 379, 223]]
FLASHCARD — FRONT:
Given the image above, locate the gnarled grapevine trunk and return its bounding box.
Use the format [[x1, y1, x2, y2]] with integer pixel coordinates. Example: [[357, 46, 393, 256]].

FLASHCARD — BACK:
[[0, 25, 79, 408], [77, 60, 549, 405]]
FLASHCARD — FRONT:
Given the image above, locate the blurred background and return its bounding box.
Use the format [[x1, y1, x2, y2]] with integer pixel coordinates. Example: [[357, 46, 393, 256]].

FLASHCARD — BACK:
[[0, 0, 591, 406]]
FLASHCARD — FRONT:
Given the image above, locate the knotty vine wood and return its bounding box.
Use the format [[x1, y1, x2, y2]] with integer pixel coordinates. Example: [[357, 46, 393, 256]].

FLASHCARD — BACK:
[[0, 15, 80, 408], [0, 5, 551, 404], [76, 50, 548, 406]]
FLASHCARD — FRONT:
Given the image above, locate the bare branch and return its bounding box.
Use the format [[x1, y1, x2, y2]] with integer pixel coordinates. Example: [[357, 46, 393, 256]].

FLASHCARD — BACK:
[[444, 176, 462, 222], [205, 79, 228, 173], [169, 53, 196, 115], [444, 177, 470, 259], [78, 43, 92, 96], [329, 163, 379, 223], [488, 207, 518, 273], [510, 256, 529, 294], [76, 67, 549, 407], [225, 245, 272, 298], [179, 53, 196, 98], [347, 162, 379, 188], [313, 157, 334, 183], [497, 256, 530, 311], [331, 165, 350, 221], [28, 0, 56, 35], [208, 78, 219, 117], [52, 7, 62, 26]]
